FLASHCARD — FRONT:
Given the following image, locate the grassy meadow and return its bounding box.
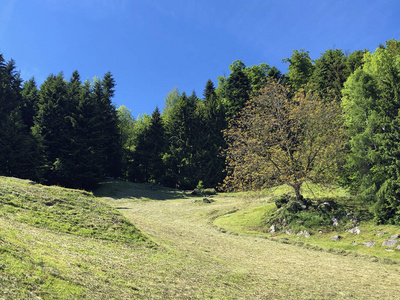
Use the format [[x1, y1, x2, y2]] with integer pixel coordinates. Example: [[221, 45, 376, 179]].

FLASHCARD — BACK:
[[1, 176, 400, 299]]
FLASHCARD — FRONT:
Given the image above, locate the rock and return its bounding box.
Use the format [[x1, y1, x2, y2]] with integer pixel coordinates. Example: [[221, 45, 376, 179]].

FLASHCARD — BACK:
[[376, 232, 388, 236], [348, 227, 360, 234], [285, 228, 292, 235], [318, 202, 331, 211], [297, 230, 311, 238], [268, 225, 275, 233], [352, 241, 357, 246], [350, 216, 358, 223], [397, 244, 400, 250], [202, 198, 213, 203], [332, 235, 342, 241], [385, 249, 395, 252], [388, 233, 399, 240], [318, 230, 323, 234], [363, 241, 375, 247], [332, 217, 339, 226], [382, 240, 398, 247]]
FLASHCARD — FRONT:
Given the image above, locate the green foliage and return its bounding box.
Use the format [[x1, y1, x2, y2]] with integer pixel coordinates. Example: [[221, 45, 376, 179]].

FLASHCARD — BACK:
[[29, 71, 122, 189], [161, 86, 180, 122], [0, 55, 40, 180], [342, 38, 400, 224], [275, 194, 290, 209], [224, 60, 251, 120], [163, 92, 201, 188], [223, 80, 345, 200], [283, 49, 314, 91], [130, 107, 166, 183], [310, 49, 350, 99]]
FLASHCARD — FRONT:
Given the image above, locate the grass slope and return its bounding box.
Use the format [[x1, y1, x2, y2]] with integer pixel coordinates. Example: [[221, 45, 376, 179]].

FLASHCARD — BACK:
[[0, 176, 149, 245], [214, 183, 400, 261], [2, 177, 400, 299]]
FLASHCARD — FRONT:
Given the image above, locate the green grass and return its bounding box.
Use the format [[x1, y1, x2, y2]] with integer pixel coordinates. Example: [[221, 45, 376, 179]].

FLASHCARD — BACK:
[[2, 177, 400, 299], [0, 176, 150, 246], [213, 183, 400, 261]]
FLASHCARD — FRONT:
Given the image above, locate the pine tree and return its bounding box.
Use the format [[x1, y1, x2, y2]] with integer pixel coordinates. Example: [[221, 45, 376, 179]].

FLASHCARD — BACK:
[[92, 72, 122, 178], [131, 107, 166, 183], [224, 60, 251, 121], [32, 73, 75, 185], [164, 92, 200, 188], [342, 39, 400, 224], [0, 55, 40, 180]]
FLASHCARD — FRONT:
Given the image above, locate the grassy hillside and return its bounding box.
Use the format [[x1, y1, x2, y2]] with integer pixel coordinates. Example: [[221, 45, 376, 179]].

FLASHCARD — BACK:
[[0, 176, 154, 298], [214, 183, 400, 261], [2, 177, 400, 299], [0, 176, 149, 245]]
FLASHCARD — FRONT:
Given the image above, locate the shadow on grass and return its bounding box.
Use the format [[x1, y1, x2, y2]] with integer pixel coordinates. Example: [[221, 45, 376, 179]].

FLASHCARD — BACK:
[[93, 180, 189, 201]]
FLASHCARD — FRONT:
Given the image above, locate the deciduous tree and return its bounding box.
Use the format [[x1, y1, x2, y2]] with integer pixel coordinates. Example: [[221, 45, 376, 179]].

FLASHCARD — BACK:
[[223, 80, 344, 201]]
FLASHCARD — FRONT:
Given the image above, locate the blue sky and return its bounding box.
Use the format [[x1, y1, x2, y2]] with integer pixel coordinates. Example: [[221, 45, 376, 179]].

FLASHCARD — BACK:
[[1, 0, 399, 117]]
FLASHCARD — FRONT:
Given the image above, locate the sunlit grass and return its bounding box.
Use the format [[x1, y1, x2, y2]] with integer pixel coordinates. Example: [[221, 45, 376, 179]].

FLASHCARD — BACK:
[[1, 177, 400, 299]]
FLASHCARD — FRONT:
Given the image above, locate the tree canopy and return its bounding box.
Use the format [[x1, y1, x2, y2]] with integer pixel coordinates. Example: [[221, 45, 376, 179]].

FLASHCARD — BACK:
[[342, 39, 400, 224], [223, 80, 344, 201]]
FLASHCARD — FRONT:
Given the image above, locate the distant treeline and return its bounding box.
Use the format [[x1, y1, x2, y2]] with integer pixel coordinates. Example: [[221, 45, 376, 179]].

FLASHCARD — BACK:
[[2, 39, 400, 224]]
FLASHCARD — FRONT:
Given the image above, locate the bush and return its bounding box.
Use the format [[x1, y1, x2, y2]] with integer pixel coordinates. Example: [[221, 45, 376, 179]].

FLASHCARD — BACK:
[[275, 194, 291, 208]]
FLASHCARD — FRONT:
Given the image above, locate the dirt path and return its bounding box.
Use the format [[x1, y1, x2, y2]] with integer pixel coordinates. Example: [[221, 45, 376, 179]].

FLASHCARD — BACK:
[[104, 193, 400, 299]]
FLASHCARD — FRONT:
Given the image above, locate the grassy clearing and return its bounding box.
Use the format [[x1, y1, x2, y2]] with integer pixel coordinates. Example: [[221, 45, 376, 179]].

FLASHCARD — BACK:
[[2, 177, 400, 298], [214, 183, 400, 262]]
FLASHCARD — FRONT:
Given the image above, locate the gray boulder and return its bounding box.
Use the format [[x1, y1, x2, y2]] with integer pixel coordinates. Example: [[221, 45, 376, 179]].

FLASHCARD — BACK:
[[363, 241, 375, 247], [382, 240, 398, 247], [347, 227, 360, 234], [388, 233, 399, 240], [268, 225, 275, 233], [297, 230, 310, 238], [376, 232, 388, 236], [331, 235, 342, 241], [203, 198, 214, 204]]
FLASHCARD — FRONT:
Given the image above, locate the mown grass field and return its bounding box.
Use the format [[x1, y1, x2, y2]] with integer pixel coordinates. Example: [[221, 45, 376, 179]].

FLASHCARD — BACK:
[[1, 177, 400, 299]]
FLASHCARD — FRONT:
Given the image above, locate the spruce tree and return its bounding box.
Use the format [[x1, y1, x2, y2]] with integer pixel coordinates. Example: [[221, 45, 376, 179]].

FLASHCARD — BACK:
[[0, 55, 40, 180], [342, 39, 400, 224]]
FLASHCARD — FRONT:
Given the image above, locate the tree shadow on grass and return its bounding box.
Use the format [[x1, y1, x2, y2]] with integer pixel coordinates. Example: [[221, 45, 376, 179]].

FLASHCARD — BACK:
[[93, 180, 190, 201]]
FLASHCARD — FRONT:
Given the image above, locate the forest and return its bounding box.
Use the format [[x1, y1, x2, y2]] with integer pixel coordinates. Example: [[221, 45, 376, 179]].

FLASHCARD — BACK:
[[1, 38, 400, 225]]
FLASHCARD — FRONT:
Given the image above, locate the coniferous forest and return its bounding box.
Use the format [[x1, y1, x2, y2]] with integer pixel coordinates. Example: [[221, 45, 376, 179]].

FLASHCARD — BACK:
[[2, 38, 400, 224]]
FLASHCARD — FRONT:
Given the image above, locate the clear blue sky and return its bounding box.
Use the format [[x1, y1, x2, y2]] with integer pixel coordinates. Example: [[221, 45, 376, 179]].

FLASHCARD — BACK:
[[1, 0, 399, 117]]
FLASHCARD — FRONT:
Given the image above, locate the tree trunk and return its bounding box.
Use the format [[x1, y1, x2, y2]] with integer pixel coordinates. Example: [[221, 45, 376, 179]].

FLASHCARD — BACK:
[[293, 183, 303, 202]]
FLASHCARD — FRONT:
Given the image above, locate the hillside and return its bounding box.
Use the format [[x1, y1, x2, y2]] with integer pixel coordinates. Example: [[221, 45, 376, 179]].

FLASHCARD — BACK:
[[1, 177, 400, 299], [0, 176, 152, 298]]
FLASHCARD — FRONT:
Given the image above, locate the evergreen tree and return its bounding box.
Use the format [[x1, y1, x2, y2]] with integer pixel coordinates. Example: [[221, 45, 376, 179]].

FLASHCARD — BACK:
[[131, 107, 166, 183], [32, 73, 74, 185], [200, 80, 227, 187], [91, 72, 122, 178], [164, 92, 200, 188], [72, 79, 105, 188], [310, 49, 350, 100], [0, 55, 40, 180], [342, 39, 400, 224], [21, 77, 39, 129], [224, 60, 251, 120]]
